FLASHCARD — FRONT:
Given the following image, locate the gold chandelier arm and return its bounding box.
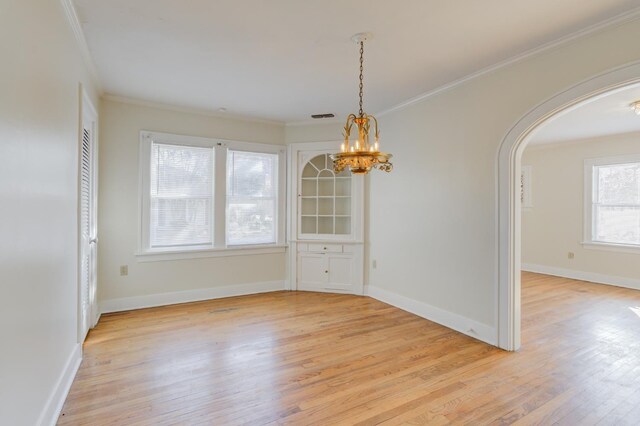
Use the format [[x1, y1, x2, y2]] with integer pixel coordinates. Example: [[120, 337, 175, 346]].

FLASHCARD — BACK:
[[343, 114, 357, 138], [369, 115, 380, 140]]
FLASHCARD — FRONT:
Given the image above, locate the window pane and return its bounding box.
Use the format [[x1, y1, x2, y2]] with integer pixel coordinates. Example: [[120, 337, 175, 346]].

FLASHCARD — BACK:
[[150, 142, 213, 247], [227, 198, 275, 245], [151, 198, 212, 247], [596, 163, 640, 204], [227, 151, 276, 197], [595, 205, 640, 245], [226, 150, 278, 245], [151, 143, 213, 197]]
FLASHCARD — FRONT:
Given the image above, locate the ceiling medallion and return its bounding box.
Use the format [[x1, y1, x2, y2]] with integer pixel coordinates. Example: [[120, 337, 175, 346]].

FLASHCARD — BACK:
[[331, 33, 392, 175]]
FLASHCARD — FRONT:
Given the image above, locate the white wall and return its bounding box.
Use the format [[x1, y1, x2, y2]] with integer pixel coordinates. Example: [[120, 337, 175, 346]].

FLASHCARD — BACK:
[[98, 98, 286, 306], [522, 133, 640, 286], [0, 1, 100, 425], [370, 21, 640, 343], [286, 19, 640, 344], [285, 122, 341, 143]]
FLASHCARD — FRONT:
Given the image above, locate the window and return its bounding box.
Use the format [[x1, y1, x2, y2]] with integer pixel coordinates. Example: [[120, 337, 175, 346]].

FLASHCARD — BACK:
[[150, 143, 214, 248], [585, 155, 640, 250], [139, 131, 285, 260], [227, 151, 278, 245]]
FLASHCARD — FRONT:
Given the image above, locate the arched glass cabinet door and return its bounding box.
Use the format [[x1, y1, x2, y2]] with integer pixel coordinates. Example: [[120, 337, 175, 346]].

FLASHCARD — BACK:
[[299, 153, 352, 237]]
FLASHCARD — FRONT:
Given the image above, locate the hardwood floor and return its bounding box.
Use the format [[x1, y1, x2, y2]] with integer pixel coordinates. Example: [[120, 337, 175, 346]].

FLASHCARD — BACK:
[[58, 272, 640, 425]]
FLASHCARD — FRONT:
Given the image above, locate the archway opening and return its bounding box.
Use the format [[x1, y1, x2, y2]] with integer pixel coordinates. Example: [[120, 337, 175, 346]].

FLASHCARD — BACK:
[[497, 62, 640, 351]]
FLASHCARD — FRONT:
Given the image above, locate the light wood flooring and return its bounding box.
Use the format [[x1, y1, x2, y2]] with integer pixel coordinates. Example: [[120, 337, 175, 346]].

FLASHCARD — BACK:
[[58, 272, 640, 425]]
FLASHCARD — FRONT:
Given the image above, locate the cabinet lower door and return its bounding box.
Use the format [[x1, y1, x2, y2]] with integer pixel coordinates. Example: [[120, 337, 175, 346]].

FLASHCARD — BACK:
[[326, 256, 354, 292], [298, 254, 328, 290], [297, 253, 357, 294]]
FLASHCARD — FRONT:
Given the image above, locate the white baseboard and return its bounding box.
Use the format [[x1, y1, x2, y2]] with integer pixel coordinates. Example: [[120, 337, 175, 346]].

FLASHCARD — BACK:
[[37, 343, 82, 426], [99, 280, 285, 314], [522, 263, 640, 291], [366, 286, 496, 346], [93, 312, 101, 328]]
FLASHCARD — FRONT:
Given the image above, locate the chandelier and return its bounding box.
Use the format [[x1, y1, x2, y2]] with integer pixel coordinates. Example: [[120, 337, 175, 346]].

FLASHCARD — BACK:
[[331, 33, 392, 175]]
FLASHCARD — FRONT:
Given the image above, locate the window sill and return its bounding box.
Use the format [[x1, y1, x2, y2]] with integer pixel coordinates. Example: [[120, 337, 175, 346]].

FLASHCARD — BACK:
[[581, 241, 640, 254], [136, 244, 288, 262]]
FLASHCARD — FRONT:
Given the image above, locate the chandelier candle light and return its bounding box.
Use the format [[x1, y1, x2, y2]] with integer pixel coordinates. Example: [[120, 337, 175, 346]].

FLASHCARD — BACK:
[[331, 33, 392, 175]]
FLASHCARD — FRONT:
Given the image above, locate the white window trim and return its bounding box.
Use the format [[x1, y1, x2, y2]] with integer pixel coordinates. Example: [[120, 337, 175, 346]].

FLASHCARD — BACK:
[[583, 154, 640, 254], [137, 130, 287, 261]]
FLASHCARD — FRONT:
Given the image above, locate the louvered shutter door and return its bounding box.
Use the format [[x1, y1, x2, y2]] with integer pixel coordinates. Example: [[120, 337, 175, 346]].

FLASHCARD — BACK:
[[80, 127, 91, 328]]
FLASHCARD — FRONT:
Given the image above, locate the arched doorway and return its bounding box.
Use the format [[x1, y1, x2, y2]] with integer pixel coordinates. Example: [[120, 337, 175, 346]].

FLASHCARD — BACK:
[[497, 61, 640, 351]]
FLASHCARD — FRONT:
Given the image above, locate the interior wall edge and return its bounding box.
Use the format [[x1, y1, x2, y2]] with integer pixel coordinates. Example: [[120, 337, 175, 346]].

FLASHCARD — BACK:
[[366, 285, 497, 347], [58, 0, 102, 93], [36, 344, 82, 426], [522, 263, 640, 291]]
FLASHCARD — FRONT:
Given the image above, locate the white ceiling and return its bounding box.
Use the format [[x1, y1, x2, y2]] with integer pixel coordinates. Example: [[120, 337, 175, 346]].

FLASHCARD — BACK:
[[74, 0, 640, 123], [530, 84, 640, 145]]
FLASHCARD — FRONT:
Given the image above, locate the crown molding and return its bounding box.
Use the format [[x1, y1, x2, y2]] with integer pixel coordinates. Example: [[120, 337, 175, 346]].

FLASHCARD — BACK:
[[59, 0, 103, 94], [372, 7, 640, 118], [285, 117, 344, 127], [60, 0, 640, 126], [102, 94, 285, 126], [284, 7, 640, 125]]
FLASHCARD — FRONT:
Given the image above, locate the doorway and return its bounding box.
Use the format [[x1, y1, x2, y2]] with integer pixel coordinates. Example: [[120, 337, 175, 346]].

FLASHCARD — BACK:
[[497, 62, 640, 351]]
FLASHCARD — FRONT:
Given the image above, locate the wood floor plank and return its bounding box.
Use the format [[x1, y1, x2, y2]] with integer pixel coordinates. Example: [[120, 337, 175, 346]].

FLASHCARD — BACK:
[[58, 272, 640, 425]]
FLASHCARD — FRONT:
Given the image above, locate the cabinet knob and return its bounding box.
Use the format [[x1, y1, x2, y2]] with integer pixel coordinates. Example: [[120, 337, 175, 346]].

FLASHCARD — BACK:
[[323, 247, 327, 250], [325, 270, 328, 273]]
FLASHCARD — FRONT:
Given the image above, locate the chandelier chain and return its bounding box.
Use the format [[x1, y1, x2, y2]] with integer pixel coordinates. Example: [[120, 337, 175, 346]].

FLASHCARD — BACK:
[[358, 41, 364, 117]]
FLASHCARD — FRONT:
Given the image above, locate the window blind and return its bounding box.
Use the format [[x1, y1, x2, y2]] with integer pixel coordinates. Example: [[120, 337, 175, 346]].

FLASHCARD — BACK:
[[593, 162, 640, 245], [150, 142, 214, 247], [226, 150, 277, 245]]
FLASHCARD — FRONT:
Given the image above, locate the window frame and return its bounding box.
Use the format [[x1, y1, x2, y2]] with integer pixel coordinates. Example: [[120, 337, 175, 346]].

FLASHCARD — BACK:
[[148, 142, 215, 249], [226, 149, 279, 246], [138, 131, 286, 261], [583, 154, 640, 254]]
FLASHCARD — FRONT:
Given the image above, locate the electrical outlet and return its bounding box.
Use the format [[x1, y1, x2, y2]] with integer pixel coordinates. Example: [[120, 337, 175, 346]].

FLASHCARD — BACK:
[[120, 265, 128, 276], [567, 252, 575, 259], [372, 260, 377, 269]]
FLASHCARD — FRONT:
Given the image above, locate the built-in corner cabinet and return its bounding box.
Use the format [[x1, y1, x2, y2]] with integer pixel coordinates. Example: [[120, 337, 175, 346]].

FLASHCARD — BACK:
[[288, 142, 364, 295]]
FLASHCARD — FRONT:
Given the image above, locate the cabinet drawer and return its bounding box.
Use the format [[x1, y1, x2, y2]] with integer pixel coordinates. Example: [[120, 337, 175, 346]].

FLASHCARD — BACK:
[[342, 244, 355, 254], [308, 243, 343, 253]]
